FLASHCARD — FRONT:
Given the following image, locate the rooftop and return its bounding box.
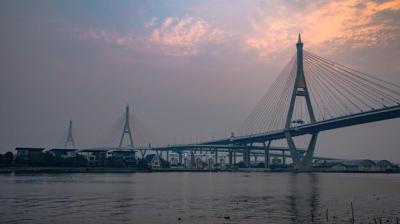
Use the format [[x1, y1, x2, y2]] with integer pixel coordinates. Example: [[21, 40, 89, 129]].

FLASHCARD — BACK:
[[48, 148, 77, 152], [15, 147, 45, 152]]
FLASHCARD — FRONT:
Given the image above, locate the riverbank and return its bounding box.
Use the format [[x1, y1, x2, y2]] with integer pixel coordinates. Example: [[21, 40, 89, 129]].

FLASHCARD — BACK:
[[0, 167, 399, 174], [0, 167, 150, 173], [0, 167, 230, 174], [1, 172, 399, 224]]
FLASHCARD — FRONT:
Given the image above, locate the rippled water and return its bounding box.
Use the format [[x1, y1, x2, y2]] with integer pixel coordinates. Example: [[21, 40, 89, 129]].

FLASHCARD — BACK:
[[0, 172, 399, 224]]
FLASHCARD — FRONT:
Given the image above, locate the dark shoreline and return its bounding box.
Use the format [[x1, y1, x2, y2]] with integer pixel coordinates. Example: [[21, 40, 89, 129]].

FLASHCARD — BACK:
[[0, 167, 399, 174]]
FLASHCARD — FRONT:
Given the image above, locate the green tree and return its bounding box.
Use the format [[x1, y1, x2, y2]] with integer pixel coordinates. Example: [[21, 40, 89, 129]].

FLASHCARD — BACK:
[[64, 155, 88, 167], [0, 154, 4, 167], [160, 158, 170, 168], [4, 152, 14, 167], [137, 158, 150, 169]]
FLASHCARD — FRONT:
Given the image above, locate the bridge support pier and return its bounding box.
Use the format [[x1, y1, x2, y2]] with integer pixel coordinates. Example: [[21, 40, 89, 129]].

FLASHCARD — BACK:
[[178, 151, 182, 165], [285, 132, 301, 168], [119, 105, 134, 150], [242, 149, 245, 167], [263, 141, 271, 169], [228, 150, 233, 167], [285, 132, 319, 169], [247, 143, 253, 167], [303, 133, 318, 167], [284, 34, 318, 170], [214, 149, 218, 165], [190, 150, 195, 169], [282, 150, 286, 166], [243, 145, 251, 168]]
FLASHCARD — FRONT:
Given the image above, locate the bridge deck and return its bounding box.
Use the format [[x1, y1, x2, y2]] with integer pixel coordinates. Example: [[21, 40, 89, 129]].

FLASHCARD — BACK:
[[204, 105, 400, 145]]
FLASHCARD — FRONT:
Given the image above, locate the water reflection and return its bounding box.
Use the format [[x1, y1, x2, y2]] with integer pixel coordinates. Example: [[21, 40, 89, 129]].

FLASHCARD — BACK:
[[0, 173, 399, 224], [287, 173, 320, 223]]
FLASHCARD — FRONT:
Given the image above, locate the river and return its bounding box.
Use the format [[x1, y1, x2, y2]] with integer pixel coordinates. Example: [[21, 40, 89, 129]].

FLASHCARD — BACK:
[[0, 172, 399, 223]]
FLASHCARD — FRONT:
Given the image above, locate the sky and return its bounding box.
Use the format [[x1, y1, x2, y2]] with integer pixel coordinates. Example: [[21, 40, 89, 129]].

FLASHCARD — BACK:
[[0, 0, 399, 161]]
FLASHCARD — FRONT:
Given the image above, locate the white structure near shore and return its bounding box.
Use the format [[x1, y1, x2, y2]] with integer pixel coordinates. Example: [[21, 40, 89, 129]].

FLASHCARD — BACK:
[[313, 159, 395, 172]]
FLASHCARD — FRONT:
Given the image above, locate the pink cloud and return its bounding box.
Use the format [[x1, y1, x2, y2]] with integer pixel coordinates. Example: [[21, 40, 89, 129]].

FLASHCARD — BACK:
[[149, 17, 226, 56], [74, 1, 400, 59], [144, 17, 158, 28], [76, 17, 226, 57], [80, 30, 128, 46], [245, 0, 400, 57]]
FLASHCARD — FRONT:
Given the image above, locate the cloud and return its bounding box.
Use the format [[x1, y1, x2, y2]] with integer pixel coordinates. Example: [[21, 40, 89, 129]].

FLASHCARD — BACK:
[[245, 0, 400, 57], [76, 28, 143, 53], [148, 17, 226, 56], [74, 1, 400, 59], [75, 17, 227, 57], [144, 17, 158, 28]]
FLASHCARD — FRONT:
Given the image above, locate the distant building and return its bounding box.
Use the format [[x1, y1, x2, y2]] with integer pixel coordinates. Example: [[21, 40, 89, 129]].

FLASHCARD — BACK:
[[313, 162, 347, 171], [78, 149, 108, 166], [47, 148, 77, 158], [358, 160, 376, 171], [376, 160, 394, 172], [106, 150, 136, 166], [314, 159, 395, 172], [144, 154, 161, 168], [271, 157, 282, 165], [15, 147, 45, 160], [167, 153, 179, 166]]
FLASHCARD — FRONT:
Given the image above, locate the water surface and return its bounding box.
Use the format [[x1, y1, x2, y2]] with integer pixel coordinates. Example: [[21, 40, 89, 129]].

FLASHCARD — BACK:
[[0, 172, 399, 223]]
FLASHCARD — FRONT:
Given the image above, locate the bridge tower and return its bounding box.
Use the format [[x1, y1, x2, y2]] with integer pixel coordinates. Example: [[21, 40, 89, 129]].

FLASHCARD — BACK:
[[118, 105, 134, 149], [285, 34, 318, 169], [64, 120, 76, 148]]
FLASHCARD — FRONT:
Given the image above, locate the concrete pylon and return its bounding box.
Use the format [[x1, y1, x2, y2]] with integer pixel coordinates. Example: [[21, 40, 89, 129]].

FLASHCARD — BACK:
[[285, 34, 319, 169], [118, 105, 134, 149], [64, 120, 76, 148]]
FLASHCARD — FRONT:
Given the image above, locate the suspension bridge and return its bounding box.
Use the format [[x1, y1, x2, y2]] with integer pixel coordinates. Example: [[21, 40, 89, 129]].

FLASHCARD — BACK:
[[74, 34, 400, 170]]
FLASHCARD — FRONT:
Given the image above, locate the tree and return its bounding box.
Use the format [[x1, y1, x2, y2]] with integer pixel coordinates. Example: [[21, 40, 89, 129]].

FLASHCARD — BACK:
[[160, 158, 170, 168], [256, 162, 265, 168], [137, 158, 150, 169], [4, 152, 14, 167], [64, 155, 88, 167], [237, 161, 246, 168]]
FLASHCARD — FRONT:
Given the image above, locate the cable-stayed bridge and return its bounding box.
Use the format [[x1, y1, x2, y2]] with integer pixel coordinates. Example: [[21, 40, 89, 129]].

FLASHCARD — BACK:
[[79, 34, 400, 170]]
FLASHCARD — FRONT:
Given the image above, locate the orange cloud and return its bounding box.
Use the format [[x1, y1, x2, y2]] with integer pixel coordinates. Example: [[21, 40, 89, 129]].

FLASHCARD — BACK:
[[149, 17, 226, 56], [246, 0, 400, 57]]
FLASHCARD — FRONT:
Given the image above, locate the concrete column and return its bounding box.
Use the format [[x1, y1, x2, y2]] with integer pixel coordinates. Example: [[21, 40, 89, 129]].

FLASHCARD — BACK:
[[265, 150, 269, 168], [242, 148, 247, 167], [228, 150, 233, 166], [178, 151, 182, 165], [166, 150, 169, 162], [214, 149, 218, 164], [244, 144, 253, 168], [282, 150, 286, 166], [248, 149, 251, 167], [190, 151, 195, 169], [243, 147, 251, 168]]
